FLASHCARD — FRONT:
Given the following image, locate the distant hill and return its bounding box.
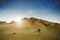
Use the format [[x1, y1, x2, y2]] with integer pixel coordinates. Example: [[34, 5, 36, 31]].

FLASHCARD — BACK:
[[21, 17, 60, 28], [0, 21, 7, 24]]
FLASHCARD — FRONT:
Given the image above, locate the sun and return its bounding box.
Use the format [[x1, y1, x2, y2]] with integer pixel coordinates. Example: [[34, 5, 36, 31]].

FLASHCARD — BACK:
[[15, 18, 20, 22], [6, 17, 22, 24], [13, 17, 22, 23], [15, 19, 20, 23]]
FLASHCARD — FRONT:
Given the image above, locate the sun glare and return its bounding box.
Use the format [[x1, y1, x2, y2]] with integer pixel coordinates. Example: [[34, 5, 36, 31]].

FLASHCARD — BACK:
[[15, 19, 20, 23], [6, 17, 23, 24], [14, 18, 21, 23]]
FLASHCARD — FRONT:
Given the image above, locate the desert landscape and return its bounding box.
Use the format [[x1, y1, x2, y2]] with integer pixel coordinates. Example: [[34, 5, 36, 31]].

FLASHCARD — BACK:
[[0, 0, 60, 40], [0, 17, 60, 40]]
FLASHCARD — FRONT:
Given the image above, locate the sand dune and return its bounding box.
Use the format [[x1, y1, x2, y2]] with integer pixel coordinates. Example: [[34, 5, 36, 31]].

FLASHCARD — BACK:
[[0, 17, 60, 40]]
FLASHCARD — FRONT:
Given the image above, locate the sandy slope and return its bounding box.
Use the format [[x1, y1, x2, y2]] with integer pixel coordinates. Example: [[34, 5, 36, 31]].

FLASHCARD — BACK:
[[0, 17, 60, 40]]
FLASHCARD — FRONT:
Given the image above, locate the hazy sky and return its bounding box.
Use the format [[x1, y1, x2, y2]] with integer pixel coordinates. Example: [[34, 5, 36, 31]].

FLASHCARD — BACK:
[[0, 0, 60, 23]]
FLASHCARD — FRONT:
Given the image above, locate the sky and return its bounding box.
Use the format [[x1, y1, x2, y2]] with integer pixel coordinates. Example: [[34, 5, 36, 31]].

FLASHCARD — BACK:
[[0, 0, 60, 23]]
